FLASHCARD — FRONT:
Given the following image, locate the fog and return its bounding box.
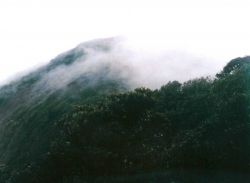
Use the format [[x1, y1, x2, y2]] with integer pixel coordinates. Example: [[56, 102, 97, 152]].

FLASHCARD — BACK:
[[33, 37, 225, 91], [1, 0, 250, 87]]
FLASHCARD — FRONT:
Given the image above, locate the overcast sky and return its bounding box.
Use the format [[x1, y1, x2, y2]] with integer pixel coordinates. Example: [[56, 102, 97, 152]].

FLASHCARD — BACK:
[[1, 0, 250, 84]]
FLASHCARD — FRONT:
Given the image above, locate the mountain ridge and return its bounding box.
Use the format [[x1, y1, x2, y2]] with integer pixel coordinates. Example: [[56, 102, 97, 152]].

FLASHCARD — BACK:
[[0, 38, 250, 182]]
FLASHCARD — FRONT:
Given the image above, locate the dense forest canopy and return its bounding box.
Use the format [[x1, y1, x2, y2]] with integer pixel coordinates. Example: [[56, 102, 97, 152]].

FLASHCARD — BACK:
[[0, 52, 250, 182]]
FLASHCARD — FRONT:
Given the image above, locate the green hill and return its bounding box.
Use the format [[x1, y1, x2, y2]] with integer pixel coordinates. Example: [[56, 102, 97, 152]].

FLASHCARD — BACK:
[[0, 39, 250, 182]]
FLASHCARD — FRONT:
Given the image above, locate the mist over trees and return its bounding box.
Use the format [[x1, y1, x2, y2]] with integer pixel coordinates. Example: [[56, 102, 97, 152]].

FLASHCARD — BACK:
[[2, 56, 249, 183]]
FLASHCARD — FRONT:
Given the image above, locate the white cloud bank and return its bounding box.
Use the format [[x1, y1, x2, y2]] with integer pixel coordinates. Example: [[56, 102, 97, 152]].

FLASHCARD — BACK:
[[1, 0, 250, 85], [34, 38, 225, 91]]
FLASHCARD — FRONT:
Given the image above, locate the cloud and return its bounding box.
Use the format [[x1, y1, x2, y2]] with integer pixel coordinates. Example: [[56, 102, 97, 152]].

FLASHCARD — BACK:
[[33, 37, 224, 93]]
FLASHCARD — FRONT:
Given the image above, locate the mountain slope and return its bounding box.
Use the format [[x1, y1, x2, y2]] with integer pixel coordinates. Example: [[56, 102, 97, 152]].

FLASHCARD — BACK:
[[0, 38, 250, 182], [0, 38, 130, 181]]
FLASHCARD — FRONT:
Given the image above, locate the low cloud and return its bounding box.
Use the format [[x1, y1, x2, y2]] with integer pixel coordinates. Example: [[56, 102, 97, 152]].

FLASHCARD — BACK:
[[33, 37, 224, 92]]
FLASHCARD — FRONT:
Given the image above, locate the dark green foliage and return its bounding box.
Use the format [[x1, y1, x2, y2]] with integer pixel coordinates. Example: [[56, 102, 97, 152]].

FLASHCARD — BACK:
[[12, 58, 250, 183], [1, 57, 250, 182], [216, 56, 250, 78]]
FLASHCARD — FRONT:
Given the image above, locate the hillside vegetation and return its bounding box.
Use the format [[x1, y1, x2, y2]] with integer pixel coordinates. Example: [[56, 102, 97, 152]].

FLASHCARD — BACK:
[[0, 39, 250, 182]]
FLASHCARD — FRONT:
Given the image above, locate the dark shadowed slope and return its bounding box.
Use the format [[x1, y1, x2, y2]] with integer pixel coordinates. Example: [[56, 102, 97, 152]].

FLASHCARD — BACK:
[[0, 38, 250, 182], [0, 38, 129, 182]]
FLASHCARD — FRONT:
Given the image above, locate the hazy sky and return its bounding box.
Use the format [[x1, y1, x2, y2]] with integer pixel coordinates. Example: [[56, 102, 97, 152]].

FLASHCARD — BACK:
[[1, 0, 250, 84]]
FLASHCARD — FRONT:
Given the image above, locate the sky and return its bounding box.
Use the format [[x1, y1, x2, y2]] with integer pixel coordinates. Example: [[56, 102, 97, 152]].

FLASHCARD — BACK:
[[1, 0, 250, 84]]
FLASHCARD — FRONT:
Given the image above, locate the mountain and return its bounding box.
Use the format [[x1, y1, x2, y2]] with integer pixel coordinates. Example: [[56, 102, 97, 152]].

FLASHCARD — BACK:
[[0, 38, 130, 182], [0, 38, 250, 182]]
